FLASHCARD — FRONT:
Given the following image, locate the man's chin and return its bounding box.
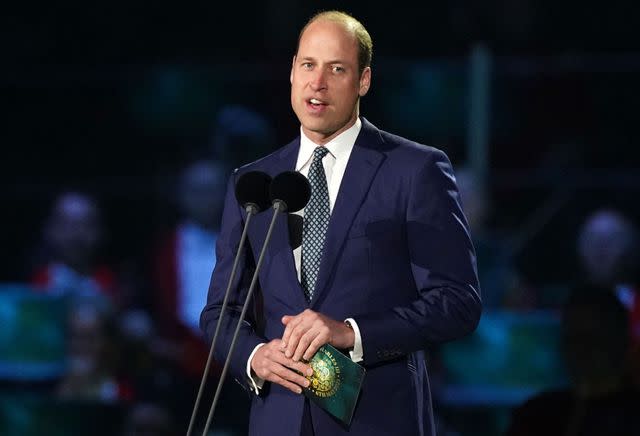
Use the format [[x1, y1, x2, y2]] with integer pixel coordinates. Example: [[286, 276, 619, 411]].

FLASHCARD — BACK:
[[301, 122, 335, 136]]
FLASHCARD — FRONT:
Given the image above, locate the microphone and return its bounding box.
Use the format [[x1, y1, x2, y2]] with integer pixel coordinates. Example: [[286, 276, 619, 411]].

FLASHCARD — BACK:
[[201, 171, 311, 435], [288, 214, 303, 249], [276, 171, 310, 249], [235, 170, 273, 213], [186, 170, 272, 436], [269, 171, 312, 213]]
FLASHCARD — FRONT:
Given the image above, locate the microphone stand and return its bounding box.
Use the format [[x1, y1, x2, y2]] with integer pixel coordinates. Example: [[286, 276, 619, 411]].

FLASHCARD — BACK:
[[201, 200, 286, 436], [186, 203, 258, 436]]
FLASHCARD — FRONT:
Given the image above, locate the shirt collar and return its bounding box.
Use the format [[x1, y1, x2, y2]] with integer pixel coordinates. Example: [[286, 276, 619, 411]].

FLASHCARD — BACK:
[[296, 118, 362, 170]]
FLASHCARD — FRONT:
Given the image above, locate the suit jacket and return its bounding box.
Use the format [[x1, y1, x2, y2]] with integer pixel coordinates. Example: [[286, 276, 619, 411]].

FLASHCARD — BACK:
[[201, 118, 482, 436]]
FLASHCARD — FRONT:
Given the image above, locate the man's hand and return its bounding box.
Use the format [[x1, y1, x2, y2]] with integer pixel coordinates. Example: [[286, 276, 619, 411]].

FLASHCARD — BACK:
[[281, 309, 355, 361], [250, 339, 313, 394]]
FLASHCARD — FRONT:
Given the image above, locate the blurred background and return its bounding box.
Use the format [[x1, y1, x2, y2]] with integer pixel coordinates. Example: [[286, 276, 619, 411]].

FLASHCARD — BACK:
[[1, 1, 639, 435]]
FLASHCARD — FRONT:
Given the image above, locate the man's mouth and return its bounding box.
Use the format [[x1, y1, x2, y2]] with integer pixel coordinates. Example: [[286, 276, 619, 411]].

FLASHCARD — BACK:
[[308, 98, 327, 107]]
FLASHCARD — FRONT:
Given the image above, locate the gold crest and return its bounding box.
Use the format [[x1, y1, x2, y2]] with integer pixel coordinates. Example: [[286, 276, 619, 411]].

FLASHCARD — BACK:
[[306, 347, 342, 398]]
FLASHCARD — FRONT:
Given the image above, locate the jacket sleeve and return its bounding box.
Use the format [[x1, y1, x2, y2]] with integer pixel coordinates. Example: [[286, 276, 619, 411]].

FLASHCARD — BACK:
[[355, 149, 482, 366], [200, 169, 266, 387]]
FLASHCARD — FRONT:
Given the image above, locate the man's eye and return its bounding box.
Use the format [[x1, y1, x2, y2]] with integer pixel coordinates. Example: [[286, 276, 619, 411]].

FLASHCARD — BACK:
[[302, 63, 313, 69], [332, 66, 345, 73]]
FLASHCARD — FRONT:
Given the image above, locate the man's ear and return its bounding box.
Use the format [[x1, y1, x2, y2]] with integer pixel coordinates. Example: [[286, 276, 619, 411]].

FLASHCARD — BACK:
[[290, 55, 296, 84], [359, 67, 371, 97]]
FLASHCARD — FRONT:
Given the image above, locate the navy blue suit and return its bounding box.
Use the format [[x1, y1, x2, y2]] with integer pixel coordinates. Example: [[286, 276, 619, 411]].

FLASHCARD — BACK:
[[201, 118, 482, 435]]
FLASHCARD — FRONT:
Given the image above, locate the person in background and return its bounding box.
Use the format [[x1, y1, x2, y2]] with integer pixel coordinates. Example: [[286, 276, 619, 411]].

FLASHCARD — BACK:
[[151, 159, 227, 377], [577, 209, 639, 309], [210, 104, 275, 171], [57, 300, 133, 402], [506, 285, 640, 436], [31, 192, 118, 304], [577, 209, 640, 384]]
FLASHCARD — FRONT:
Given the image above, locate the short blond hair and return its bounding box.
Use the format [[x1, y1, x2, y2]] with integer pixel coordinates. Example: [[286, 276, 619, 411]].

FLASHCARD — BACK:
[[296, 10, 373, 75]]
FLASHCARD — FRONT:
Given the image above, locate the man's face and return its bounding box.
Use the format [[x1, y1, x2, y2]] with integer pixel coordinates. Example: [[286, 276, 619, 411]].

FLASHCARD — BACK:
[[290, 19, 371, 144], [578, 212, 632, 285], [48, 194, 101, 268]]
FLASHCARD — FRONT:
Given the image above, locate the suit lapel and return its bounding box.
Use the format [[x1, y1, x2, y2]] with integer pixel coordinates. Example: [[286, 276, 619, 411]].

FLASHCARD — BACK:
[[252, 139, 309, 309], [311, 119, 386, 307]]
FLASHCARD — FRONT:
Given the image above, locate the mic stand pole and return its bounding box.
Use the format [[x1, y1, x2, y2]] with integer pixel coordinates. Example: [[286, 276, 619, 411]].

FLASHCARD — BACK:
[[201, 201, 285, 436], [186, 204, 258, 436]]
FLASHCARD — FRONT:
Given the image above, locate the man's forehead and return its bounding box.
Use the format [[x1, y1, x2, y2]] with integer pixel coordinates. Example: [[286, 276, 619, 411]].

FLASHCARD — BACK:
[[299, 19, 357, 46], [297, 24, 358, 65]]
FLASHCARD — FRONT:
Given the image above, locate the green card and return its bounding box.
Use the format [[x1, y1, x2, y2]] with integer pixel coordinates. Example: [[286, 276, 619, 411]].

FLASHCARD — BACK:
[[303, 344, 366, 425]]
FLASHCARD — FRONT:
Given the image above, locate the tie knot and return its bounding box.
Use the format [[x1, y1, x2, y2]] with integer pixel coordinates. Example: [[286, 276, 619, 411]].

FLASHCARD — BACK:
[[313, 146, 330, 161]]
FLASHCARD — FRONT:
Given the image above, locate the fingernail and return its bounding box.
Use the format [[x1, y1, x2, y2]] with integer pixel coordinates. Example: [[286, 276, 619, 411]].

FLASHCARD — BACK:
[[306, 369, 313, 376], [304, 380, 310, 387], [296, 387, 302, 394]]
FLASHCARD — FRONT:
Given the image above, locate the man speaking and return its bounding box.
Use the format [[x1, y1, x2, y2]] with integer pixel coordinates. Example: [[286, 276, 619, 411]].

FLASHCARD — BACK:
[[201, 10, 482, 436]]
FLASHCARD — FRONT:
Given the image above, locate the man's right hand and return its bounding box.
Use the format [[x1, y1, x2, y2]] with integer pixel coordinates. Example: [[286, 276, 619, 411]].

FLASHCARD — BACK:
[[250, 339, 313, 394]]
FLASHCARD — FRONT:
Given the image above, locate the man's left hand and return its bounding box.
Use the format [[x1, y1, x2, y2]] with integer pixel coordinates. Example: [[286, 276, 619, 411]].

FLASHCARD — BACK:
[[281, 309, 355, 361]]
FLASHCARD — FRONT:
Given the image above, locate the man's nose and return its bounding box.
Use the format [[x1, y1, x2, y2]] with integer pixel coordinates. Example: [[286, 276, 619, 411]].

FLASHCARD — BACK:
[[309, 69, 327, 91]]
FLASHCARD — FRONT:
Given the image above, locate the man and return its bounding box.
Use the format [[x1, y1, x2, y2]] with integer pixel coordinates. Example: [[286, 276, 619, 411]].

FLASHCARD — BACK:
[[152, 160, 227, 378], [506, 286, 640, 436], [201, 11, 481, 436], [153, 160, 227, 337], [32, 192, 118, 303], [576, 209, 640, 384]]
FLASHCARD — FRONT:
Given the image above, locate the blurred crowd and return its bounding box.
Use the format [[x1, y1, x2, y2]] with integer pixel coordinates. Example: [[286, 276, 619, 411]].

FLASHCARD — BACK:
[[1, 105, 639, 436], [0, 105, 276, 436], [7, 163, 232, 435]]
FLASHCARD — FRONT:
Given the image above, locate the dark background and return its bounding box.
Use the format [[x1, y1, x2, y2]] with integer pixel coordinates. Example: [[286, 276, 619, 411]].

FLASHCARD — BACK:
[[1, 1, 639, 434], [3, 0, 639, 285]]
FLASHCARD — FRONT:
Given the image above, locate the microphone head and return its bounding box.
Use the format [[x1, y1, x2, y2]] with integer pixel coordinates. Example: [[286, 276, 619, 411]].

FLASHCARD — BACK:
[[269, 171, 311, 213], [234, 171, 273, 212], [288, 214, 303, 249]]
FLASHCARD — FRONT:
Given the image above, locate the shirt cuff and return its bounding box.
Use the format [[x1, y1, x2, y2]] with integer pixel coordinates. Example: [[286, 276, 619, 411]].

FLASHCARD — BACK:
[[345, 318, 363, 363], [246, 343, 266, 394]]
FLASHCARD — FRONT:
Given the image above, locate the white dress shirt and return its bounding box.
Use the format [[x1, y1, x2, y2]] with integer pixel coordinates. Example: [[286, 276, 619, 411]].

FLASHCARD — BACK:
[[246, 119, 365, 392]]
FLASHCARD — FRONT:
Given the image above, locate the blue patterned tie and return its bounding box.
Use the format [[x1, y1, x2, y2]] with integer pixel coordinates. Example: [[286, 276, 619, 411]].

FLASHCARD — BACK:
[[301, 146, 330, 302]]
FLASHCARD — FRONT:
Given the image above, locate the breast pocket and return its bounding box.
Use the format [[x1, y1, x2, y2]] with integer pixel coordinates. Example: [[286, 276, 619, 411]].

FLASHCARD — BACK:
[[365, 219, 403, 238], [347, 218, 404, 240], [366, 219, 409, 271]]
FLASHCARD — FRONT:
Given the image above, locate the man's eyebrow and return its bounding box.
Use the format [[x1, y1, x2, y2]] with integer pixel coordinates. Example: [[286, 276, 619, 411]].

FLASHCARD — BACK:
[[298, 56, 349, 65]]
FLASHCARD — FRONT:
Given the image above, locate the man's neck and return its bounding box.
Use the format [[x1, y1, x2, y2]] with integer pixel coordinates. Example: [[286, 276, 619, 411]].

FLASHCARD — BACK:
[[302, 114, 359, 146]]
